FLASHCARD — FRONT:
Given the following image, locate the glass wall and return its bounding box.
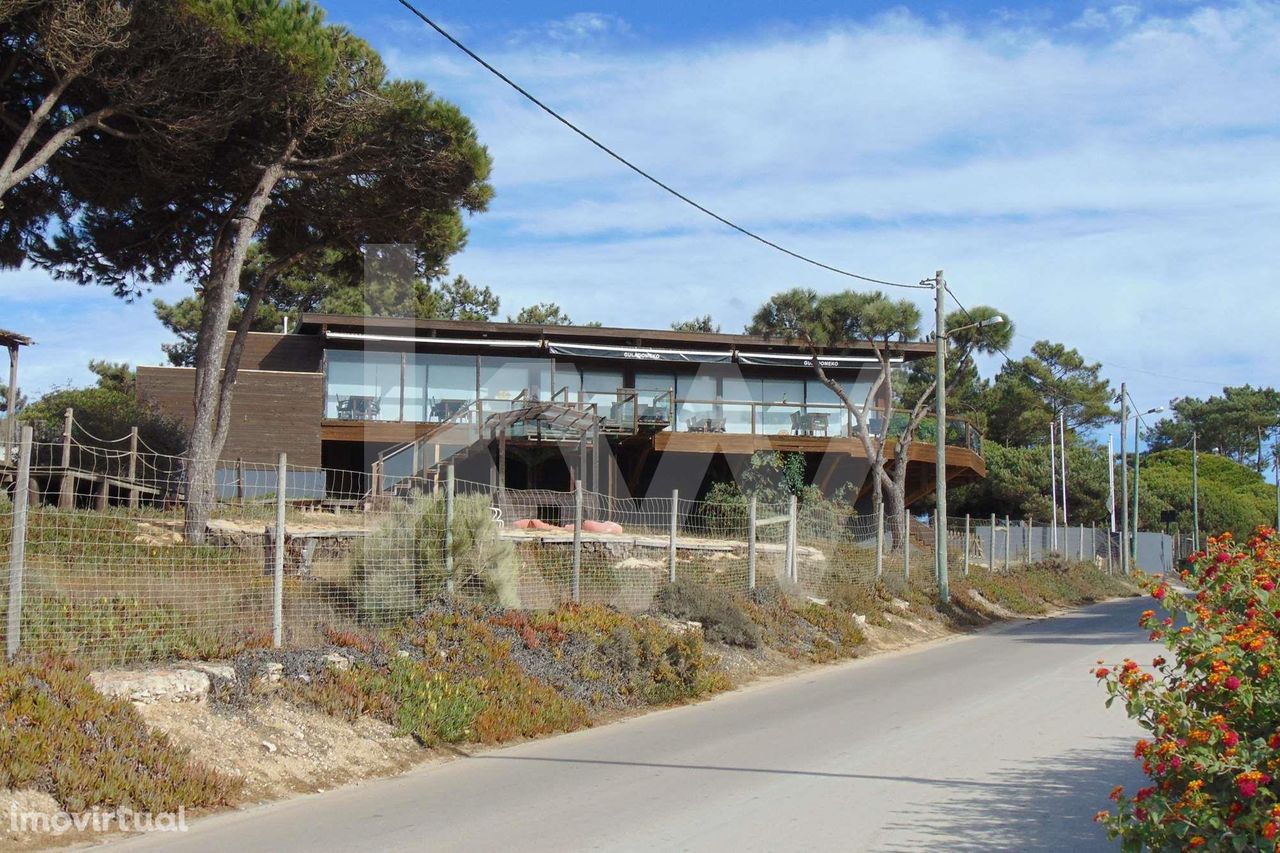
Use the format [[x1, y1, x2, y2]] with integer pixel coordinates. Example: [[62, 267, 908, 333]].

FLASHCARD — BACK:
[[580, 369, 624, 420], [326, 350, 401, 421], [480, 356, 552, 414], [423, 353, 476, 421], [323, 346, 889, 433]]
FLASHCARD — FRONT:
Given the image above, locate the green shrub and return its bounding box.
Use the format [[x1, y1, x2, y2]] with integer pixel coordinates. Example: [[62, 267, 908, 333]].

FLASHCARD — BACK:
[[698, 481, 749, 538], [0, 656, 240, 813], [350, 493, 520, 625], [654, 579, 762, 648]]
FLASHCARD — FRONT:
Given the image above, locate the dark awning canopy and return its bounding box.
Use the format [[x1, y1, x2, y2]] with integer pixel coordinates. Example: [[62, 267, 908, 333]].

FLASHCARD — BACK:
[[547, 342, 733, 364]]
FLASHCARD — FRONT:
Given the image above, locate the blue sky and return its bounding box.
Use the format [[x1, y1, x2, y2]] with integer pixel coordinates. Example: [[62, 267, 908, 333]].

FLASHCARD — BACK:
[[4, 0, 1279, 446]]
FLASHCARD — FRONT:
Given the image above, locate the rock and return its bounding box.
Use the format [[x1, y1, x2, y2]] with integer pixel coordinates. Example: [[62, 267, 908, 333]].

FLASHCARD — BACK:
[[262, 740, 277, 754], [849, 612, 869, 629], [89, 668, 212, 703], [806, 596, 830, 606], [645, 614, 702, 636], [323, 652, 352, 672], [890, 598, 911, 611], [260, 662, 284, 684], [395, 650, 410, 658], [614, 557, 664, 572], [185, 661, 236, 682]]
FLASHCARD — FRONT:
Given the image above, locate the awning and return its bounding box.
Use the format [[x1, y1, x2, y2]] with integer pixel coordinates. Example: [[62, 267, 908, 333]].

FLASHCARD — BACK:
[[735, 352, 901, 368], [324, 331, 541, 348], [547, 342, 733, 364]]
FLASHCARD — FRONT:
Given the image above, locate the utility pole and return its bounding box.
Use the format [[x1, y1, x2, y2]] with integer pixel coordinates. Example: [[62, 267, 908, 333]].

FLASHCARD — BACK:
[[933, 270, 949, 604], [1050, 418, 1058, 551], [1107, 435, 1116, 532], [1132, 407, 1142, 569], [1120, 384, 1130, 576], [1059, 410, 1069, 531], [1191, 431, 1200, 552]]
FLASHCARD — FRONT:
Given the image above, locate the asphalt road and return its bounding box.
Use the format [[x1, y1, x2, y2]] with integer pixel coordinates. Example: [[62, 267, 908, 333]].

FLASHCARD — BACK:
[[113, 597, 1152, 852]]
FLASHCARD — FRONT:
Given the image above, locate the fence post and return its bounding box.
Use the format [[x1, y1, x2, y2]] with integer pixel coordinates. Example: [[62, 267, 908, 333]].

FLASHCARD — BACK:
[[903, 514, 910, 584], [668, 489, 678, 584], [572, 480, 583, 603], [1078, 525, 1085, 563], [58, 407, 73, 509], [875, 503, 884, 580], [747, 495, 757, 591], [6, 426, 31, 660], [933, 510, 941, 585], [1107, 528, 1114, 575], [1024, 518, 1031, 566], [270, 453, 287, 648], [787, 494, 798, 583], [963, 514, 970, 576], [445, 464, 455, 595], [1004, 515, 1011, 572], [989, 513, 996, 571], [127, 426, 139, 509]]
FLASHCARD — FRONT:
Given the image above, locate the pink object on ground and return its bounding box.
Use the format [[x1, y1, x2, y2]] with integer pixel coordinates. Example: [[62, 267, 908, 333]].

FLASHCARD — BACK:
[[515, 518, 558, 530]]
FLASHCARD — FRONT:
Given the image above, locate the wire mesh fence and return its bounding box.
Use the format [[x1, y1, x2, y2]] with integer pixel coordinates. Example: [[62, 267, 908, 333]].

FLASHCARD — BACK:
[[1, 433, 1155, 667]]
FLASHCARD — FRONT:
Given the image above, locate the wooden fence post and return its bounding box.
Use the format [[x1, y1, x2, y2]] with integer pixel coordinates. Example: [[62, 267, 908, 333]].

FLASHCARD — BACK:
[[6, 426, 32, 660], [747, 495, 757, 591], [127, 426, 139, 509], [58, 407, 73, 509]]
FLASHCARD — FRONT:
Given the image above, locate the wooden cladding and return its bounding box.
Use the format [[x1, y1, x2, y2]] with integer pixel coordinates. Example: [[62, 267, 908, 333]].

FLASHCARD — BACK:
[[230, 331, 323, 372], [137, 366, 323, 466]]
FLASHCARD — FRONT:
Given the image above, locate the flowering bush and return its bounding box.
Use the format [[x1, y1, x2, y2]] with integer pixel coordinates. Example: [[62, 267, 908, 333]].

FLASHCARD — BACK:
[[1095, 528, 1280, 850]]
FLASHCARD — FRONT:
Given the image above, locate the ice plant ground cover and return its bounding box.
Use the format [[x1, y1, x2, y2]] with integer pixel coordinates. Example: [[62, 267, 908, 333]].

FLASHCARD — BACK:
[[1096, 529, 1280, 851]]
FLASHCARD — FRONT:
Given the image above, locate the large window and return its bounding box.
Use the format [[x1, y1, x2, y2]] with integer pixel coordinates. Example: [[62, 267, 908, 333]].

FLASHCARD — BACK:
[[325, 350, 401, 421], [424, 353, 477, 421], [480, 356, 552, 413]]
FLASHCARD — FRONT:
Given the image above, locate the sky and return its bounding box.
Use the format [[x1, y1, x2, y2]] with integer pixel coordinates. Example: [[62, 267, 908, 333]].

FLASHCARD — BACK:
[[3, 0, 1279, 442]]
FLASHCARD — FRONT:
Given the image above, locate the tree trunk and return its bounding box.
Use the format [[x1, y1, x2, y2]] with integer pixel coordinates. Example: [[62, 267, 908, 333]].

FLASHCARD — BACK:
[[182, 155, 290, 542]]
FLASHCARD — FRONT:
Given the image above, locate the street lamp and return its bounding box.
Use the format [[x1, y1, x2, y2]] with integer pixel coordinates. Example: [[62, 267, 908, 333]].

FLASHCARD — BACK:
[[931, 269, 1003, 605]]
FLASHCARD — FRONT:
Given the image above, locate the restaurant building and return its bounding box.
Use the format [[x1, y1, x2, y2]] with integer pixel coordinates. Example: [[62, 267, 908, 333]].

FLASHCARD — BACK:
[[136, 314, 985, 506]]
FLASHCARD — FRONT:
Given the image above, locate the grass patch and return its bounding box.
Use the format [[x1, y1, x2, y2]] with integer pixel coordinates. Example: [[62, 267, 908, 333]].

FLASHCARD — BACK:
[[0, 656, 241, 813]]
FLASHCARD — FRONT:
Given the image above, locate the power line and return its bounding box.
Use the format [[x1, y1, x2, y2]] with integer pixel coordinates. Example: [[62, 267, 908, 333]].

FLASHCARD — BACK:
[[394, 0, 930, 291]]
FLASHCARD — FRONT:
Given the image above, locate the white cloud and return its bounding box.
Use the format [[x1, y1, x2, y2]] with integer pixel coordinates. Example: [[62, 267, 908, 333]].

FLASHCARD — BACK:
[[5, 1, 1278, 419]]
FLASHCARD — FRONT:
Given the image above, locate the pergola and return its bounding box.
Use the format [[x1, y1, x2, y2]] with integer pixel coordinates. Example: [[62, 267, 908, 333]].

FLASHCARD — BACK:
[[0, 328, 32, 453], [484, 401, 608, 499]]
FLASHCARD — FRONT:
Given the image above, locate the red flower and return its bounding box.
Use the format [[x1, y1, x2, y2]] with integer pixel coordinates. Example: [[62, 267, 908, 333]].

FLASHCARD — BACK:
[[1240, 779, 1260, 797], [1225, 676, 1241, 691], [1095, 667, 1110, 679], [1224, 730, 1240, 747], [1153, 585, 1168, 601]]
